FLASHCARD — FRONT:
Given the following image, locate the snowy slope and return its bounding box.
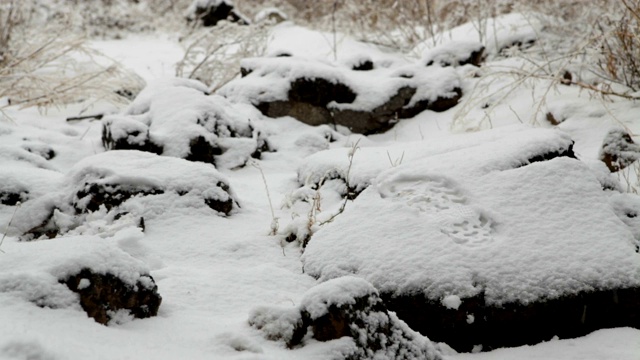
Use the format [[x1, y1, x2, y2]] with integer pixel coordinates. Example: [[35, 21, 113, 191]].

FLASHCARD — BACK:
[[1, 11, 640, 360]]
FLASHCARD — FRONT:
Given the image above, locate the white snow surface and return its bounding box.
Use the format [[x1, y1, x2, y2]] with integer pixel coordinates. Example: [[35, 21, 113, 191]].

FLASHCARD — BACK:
[[1, 13, 640, 360], [303, 127, 640, 304]]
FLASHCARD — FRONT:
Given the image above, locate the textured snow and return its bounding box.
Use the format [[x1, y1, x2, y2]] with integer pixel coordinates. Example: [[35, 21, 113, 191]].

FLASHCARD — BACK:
[[297, 125, 574, 191], [303, 129, 640, 305]]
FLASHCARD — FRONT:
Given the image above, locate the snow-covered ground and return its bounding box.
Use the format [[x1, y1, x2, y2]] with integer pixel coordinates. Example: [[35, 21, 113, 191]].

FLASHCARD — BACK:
[[1, 7, 640, 360]]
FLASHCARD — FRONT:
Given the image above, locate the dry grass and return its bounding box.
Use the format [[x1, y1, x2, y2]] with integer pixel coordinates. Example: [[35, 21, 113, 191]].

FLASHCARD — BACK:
[[0, 1, 144, 111]]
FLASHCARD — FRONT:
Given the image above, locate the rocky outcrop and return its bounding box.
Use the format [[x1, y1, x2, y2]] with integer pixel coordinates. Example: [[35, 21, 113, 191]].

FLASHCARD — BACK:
[[61, 269, 162, 325]]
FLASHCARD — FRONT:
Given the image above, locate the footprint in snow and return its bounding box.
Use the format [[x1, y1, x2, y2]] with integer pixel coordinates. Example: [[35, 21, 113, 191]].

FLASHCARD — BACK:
[[385, 177, 495, 248]]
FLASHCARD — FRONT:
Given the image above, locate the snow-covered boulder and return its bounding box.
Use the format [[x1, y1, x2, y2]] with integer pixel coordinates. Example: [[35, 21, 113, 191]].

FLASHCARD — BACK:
[[301, 126, 640, 351], [186, 0, 248, 27], [13, 150, 238, 240], [102, 79, 271, 168], [220, 56, 462, 134], [249, 276, 443, 359], [599, 127, 640, 172], [0, 229, 161, 325]]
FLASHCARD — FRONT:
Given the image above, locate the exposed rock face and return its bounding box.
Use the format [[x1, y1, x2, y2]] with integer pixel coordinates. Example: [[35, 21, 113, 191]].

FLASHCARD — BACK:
[[249, 277, 442, 360], [600, 127, 640, 172], [61, 269, 162, 325]]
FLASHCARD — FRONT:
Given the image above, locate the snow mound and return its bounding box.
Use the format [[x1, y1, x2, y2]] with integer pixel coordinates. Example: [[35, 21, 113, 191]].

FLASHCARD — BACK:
[[250, 276, 443, 360], [11, 150, 237, 240], [415, 12, 543, 57], [105, 78, 270, 168], [0, 146, 63, 206], [0, 229, 160, 324], [297, 125, 575, 196]]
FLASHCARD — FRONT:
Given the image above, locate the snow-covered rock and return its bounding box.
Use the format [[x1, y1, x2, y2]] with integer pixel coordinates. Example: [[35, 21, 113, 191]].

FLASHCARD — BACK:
[[103, 79, 271, 168], [422, 41, 485, 67], [250, 276, 443, 359], [220, 56, 462, 134], [301, 125, 640, 351], [0, 229, 161, 325], [12, 150, 238, 240], [599, 127, 640, 172]]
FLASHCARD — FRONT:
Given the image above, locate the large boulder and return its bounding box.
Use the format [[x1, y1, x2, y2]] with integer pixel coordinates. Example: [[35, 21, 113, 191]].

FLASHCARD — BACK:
[[300, 126, 640, 351], [220, 57, 463, 134], [249, 276, 443, 359]]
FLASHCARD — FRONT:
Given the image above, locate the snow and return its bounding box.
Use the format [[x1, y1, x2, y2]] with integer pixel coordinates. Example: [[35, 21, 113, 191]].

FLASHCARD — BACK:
[[1, 5, 640, 360], [302, 130, 640, 304], [442, 295, 462, 310], [0, 228, 150, 307]]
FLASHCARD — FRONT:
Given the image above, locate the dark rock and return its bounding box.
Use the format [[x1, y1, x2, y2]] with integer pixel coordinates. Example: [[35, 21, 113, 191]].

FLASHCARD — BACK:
[[460, 47, 485, 67], [101, 121, 163, 155], [384, 287, 640, 352], [74, 182, 164, 214], [289, 77, 357, 107], [600, 128, 640, 172], [545, 111, 563, 125], [0, 191, 27, 206], [204, 181, 235, 214], [61, 268, 162, 325], [257, 79, 461, 134], [399, 87, 462, 118], [188, 0, 248, 27], [424, 43, 485, 68], [352, 59, 374, 71], [523, 141, 576, 165], [185, 135, 223, 165]]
